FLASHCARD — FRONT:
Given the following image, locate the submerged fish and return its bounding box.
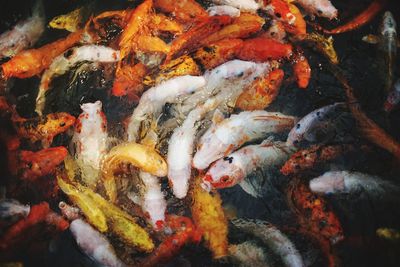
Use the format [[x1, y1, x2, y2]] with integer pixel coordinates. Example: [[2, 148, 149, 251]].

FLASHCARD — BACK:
[[128, 171, 166, 228], [101, 142, 167, 202], [126, 75, 206, 142], [203, 141, 294, 195], [59, 202, 126, 267], [12, 112, 76, 148], [36, 45, 120, 115], [309, 171, 400, 196], [286, 103, 354, 148], [168, 63, 268, 198], [193, 110, 296, 170], [376, 227, 400, 241], [363, 11, 397, 93], [281, 144, 361, 176], [295, 0, 337, 20], [0, 199, 30, 225], [228, 241, 270, 267], [231, 218, 304, 267], [0, 0, 45, 59]]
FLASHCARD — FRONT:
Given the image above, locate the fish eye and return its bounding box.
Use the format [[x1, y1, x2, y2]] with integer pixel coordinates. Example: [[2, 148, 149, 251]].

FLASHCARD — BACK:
[[296, 123, 301, 129], [221, 176, 230, 183]]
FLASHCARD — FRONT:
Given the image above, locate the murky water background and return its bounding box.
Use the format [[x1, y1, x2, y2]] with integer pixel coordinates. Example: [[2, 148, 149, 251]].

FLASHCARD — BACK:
[[1, 0, 400, 266]]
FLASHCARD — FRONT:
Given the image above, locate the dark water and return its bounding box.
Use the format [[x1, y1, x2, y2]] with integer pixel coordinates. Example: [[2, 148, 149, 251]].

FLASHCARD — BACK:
[[1, 0, 400, 266]]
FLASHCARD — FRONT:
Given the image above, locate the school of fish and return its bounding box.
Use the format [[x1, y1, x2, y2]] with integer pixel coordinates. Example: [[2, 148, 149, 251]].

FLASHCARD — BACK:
[[1, 0, 400, 266]]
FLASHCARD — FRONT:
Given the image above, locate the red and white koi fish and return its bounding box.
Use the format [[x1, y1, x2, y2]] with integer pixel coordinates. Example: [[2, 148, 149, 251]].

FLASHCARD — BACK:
[[193, 110, 296, 170], [202, 141, 294, 192], [71, 101, 108, 186]]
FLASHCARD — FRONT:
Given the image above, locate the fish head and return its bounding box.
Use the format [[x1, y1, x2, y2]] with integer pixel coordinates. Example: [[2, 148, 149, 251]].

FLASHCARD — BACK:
[[46, 112, 76, 134], [309, 171, 346, 194], [286, 121, 305, 147], [316, 0, 338, 20], [203, 157, 245, 189], [381, 11, 397, 37]]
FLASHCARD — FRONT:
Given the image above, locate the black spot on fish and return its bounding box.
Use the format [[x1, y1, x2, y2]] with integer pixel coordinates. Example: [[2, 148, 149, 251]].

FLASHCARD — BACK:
[[223, 156, 234, 164]]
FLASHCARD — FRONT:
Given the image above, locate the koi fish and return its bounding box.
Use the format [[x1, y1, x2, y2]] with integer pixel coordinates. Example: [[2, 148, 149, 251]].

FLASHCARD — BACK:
[[286, 103, 354, 148], [202, 141, 294, 194], [237, 37, 293, 62], [101, 142, 167, 202], [60, 177, 155, 252], [35, 45, 120, 115], [281, 144, 360, 176], [0, 202, 69, 250], [363, 11, 397, 93], [49, 4, 94, 32], [70, 101, 108, 187], [322, 0, 387, 34], [193, 110, 296, 170], [236, 69, 284, 110], [191, 176, 228, 259], [292, 49, 311, 89], [231, 218, 304, 267], [57, 175, 108, 232], [154, 0, 208, 23], [126, 75, 206, 142], [0, 199, 30, 228], [12, 112, 75, 148], [287, 181, 343, 266], [0, 0, 45, 60], [59, 202, 126, 267], [142, 215, 201, 266], [291, 33, 339, 65], [9, 146, 68, 181], [202, 12, 264, 45], [165, 15, 233, 62], [1, 30, 82, 79], [309, 171, 400, 196], [330, 64, 400, 162], [294, 0, 337, 20], [228, 241, 270, 267]]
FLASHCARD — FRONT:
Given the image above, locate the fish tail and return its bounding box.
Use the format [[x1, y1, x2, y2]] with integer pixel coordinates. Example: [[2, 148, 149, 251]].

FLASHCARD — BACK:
[[32, 0, 45, 18]]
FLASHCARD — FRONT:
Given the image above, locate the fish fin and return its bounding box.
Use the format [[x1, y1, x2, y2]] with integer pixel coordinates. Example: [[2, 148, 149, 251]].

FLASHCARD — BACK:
[[239, 179, 262, 198], [212, 109, 225, 125], [260, 136, 275, 146], [32, 0, 44, 18], [362, 34, 380, 45]]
